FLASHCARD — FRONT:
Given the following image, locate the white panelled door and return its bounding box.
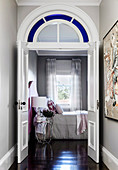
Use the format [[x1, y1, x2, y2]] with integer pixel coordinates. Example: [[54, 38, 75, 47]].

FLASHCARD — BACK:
[[17, 41, 29, 163], [88, 42, 99, 163]]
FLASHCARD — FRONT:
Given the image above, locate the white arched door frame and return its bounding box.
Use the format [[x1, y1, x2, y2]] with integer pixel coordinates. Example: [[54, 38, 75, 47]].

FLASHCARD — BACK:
[[17, 4, 99, 164], [17, 4, 99, 42]]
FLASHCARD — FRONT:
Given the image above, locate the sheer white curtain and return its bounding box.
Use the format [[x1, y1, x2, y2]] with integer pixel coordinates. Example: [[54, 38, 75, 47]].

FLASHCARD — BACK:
[[70, 59, 82, 111], [46, 59, 56, 101]]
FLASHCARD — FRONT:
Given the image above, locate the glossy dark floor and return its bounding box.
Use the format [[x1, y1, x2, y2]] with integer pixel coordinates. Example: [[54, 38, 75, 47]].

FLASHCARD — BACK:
[[10, 140, 108, 170]]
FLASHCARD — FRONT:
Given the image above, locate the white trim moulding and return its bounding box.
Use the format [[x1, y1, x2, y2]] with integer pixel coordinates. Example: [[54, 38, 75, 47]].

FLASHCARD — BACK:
[[102, 146, 118, 170], [16, 0, 102, 6], [0, 145, 17, 170]]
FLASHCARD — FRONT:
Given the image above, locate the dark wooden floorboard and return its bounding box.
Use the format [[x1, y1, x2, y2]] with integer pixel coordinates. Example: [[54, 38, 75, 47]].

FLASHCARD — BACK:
[[9, 140, 108, 170]]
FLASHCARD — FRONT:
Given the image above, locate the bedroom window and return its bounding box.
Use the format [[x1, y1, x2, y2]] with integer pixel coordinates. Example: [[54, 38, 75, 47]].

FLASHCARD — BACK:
[[46, 59, 82, 111], [56, 75, 71, 107]]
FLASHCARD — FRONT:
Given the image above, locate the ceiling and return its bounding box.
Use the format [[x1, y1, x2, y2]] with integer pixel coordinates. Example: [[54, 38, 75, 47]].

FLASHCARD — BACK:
[[16, 0, 102, 6]]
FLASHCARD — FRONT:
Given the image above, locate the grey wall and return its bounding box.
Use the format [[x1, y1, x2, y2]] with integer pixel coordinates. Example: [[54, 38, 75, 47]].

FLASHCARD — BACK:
[[37, 58, 46, 96], [79, 6, 99, 33], [17, 6, 99, 33], [100, 0, 118, 159], [29, 51, 38, 82], [37, 56, 87, 110], [0, 0, 17, 160], [17, 6, 37, 29]]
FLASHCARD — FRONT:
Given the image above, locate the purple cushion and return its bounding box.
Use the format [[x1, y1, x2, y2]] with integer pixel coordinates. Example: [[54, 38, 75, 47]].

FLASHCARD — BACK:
[[48, 100, 56, 113], [56, 104, 63, 114]]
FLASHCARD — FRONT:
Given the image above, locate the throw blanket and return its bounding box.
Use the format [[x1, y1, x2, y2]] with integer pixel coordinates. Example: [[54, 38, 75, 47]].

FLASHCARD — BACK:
[[34, 115, 46, 134], [77, 112, 88, 135]]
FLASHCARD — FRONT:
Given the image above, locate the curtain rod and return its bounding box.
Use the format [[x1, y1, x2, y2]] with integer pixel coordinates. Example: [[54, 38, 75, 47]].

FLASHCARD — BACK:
[[46, 58, 82, 61]]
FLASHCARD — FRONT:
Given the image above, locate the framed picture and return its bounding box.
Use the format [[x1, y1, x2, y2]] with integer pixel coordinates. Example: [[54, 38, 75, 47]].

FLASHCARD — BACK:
[[104, 21, 118, 120]]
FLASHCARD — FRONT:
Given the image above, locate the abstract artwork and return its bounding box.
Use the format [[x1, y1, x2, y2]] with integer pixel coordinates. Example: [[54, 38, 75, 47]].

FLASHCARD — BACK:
[[104, 21, 118, 120]]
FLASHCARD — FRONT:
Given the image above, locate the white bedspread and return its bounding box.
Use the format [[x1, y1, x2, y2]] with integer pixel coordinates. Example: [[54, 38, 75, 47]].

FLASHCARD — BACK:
[[52, 110, 88, 139]]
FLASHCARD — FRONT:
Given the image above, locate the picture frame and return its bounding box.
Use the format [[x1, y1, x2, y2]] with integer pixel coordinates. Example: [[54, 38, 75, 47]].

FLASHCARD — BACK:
[[103, 21, 118, 120]]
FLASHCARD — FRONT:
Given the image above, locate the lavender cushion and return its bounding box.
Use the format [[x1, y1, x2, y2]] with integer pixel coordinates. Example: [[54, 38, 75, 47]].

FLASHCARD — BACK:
[[56, 104, 63, 114]]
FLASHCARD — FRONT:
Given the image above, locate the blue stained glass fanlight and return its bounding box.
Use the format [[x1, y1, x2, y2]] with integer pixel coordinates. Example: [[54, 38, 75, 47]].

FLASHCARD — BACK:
[[28, 19, 44, 42], [27, 14, 89, 42], [45, 14, 72, 22], [72, 19, 89, 42]]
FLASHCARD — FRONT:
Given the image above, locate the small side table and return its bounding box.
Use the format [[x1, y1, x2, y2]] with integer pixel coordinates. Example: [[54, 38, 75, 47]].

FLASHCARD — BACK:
[[35, 117, 53, 143]]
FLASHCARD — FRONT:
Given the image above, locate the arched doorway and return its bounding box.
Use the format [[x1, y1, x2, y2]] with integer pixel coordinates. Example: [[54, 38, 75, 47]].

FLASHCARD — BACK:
[[17, 4, 99, 164], [17, 4, 98, 42]]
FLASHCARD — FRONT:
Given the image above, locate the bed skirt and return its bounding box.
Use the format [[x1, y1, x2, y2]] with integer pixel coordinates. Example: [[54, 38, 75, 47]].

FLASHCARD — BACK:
[[52, 114, 88, 140]]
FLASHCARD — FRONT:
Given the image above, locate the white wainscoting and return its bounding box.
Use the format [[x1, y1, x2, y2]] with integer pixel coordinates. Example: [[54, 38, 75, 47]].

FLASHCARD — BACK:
[[102, 146, 118, 170], [0, 145, 17, 170]]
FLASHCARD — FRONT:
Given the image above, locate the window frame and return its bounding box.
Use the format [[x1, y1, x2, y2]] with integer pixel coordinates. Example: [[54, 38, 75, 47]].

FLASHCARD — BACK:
[[56, 74, 72, 109], [33, 20, 83, 43]]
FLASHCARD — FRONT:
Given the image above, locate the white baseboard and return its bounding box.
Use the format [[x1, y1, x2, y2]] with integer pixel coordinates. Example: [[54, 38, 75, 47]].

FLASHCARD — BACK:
[[102, 146, 118, 170], [0, 145, 17, 170]]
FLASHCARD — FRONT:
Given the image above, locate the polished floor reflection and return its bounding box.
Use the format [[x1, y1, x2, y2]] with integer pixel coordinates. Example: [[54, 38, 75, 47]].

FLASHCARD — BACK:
[[9, 140, 108, 170]]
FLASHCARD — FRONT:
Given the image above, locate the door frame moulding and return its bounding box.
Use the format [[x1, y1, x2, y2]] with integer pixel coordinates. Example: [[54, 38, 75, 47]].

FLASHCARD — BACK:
[[26, 42, 90, 50], [17, 4, 100, 163], [17, 4, 99, 43]]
